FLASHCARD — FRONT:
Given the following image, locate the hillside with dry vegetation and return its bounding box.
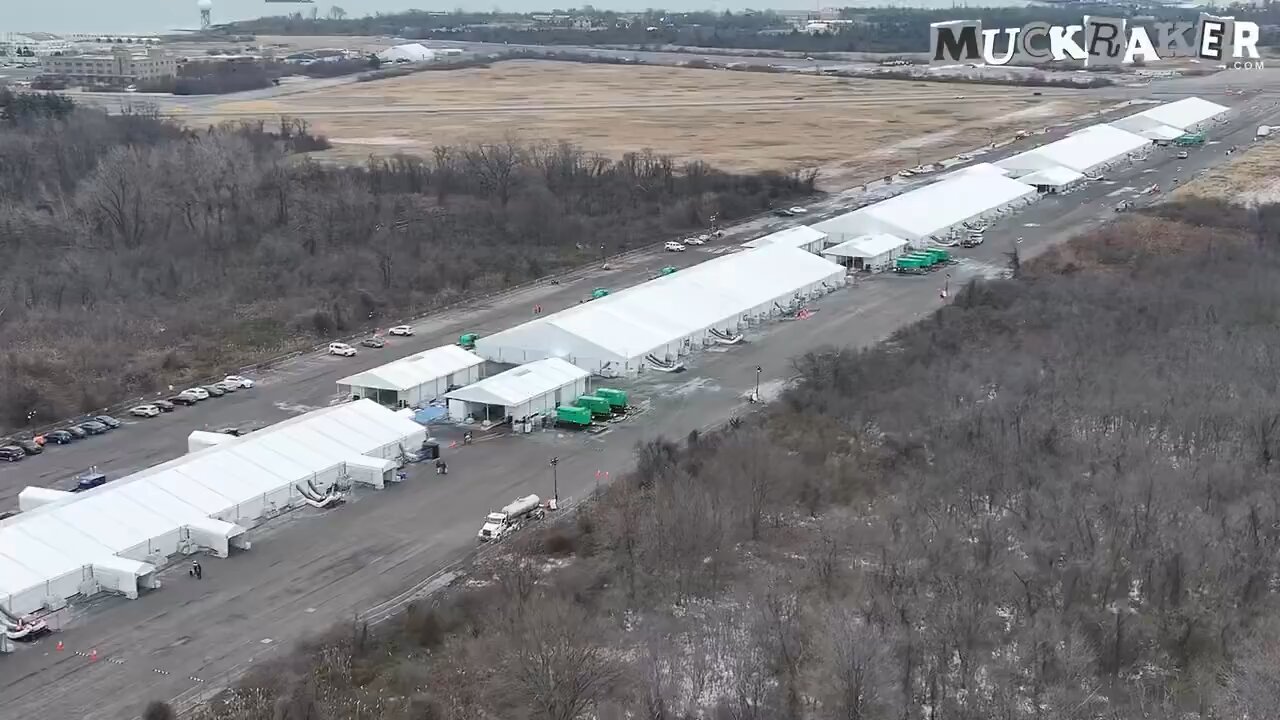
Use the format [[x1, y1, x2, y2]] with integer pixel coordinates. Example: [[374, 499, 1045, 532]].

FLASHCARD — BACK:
[[168, 198, 1280, 720]]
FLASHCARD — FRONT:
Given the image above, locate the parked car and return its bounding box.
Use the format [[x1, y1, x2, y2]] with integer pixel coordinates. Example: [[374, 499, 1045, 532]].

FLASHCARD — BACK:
[[78, 421, 108, 435], [772, 208, 796, 217], [0, 446, 25, 462], [182, 387, 210, 401], [213, 381, 238, 393], [44, 430, 74, 445], [360, 337, 386, 348], [223, 375, 255, 388], [683, 236, 706, 245], [130, 405, 162, 418], [328, 342, 357, 357], [17, 439, 42, 455], [203, 384, 226, 397], [93, 415, 121, 429], [63, 425, 88, 439], [789, 207, 808, 214], [664, 241, 686, 252], [170, 394, 198, 406], [1177, 150, 1189, 159], [388, 325, 414, 336], [152, 399, 176, 412]]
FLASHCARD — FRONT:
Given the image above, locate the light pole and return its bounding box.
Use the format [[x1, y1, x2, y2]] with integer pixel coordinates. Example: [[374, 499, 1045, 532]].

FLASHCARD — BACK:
[[755, 366, 762, 402], [549, 456, 559, 506]]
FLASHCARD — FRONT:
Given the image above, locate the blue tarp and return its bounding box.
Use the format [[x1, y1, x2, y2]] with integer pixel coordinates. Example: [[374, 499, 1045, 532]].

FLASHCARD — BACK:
[[413, 406, 448, 424]]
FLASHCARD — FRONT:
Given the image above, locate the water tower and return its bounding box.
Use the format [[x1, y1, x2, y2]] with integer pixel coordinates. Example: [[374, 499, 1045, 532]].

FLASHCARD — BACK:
[[198, 0, 213, 30]]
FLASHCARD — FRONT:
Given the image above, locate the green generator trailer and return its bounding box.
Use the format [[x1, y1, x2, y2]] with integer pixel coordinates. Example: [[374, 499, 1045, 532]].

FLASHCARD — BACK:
[[594, 387, 629, 410], [923, 248, 951, 263], [556, 405, 593, 427], [895, 256, 927, 273], [577, 395, 614, 418], [458, 333, 479, 350], [659, 266, 678, 276], [591, 288, 611, 300]]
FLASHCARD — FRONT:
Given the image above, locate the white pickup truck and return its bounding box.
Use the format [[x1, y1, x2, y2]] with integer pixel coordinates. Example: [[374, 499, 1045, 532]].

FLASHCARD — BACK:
[[478, 494, 545, 542]]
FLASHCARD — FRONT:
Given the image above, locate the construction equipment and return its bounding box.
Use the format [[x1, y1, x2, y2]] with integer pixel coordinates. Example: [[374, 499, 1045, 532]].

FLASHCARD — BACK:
[[477, 494, 545, 541], [556, 405, 592, 428], [458, 333, 479, 350]]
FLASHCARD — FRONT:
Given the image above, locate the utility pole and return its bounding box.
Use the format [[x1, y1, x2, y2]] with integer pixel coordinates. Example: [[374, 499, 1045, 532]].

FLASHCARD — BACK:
[[755, 366, 762, 402], [549, 456, 559, 506]]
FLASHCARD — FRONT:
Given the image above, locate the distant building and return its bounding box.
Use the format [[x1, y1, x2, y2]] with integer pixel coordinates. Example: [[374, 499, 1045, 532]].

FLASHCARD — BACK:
[[0, 32, 71, 57], [377, 43, 436, 64], [41, 47, 177, 85]]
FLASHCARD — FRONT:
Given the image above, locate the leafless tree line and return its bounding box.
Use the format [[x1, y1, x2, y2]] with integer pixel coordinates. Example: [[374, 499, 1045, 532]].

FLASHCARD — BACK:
[[0, 95, 815, 431], [174, 204, 1280, 720]]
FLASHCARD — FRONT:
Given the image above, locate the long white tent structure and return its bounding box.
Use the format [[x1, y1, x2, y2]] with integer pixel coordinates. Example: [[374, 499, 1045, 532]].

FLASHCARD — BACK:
[[1000, 124, 1150, 176], [1125, 96, 1228, 131], [741, 226, 829, 254], [813, 172, 1036, 243], [337, 345, 485, 408], [475, 244, 845, 376], [0, 399, 426, 616], [445, 357, 590, 424]]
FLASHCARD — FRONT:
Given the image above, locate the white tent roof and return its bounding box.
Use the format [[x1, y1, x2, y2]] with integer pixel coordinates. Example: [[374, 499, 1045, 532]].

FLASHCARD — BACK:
[[475, 245, 845, 366], [943, 162, 1010, 180], [1018, 166, 1085, 187], [1109, 114, 1186, 140], [1130, 97, 1227, 130], [445, 358, 588, 407], [0, 399, 426, 613], [378, 43, 434, 62], [823, 233, 909, 259], [812, 174, 1036, 240], [741, 226, 828, 250], [1012, 125, 1149, 174], [338, 345, 484, 392]]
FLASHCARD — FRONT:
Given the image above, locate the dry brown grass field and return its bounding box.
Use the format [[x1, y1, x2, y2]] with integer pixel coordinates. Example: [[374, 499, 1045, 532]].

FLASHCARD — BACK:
[[181, 60, 1108, 186], [1172, 139, 1280, 205]]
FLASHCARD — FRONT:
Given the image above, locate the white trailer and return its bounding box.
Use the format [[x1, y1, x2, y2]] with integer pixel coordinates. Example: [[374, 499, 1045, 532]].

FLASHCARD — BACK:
[[477, 494, 545, 542], [1257, 125, 1272, 139]]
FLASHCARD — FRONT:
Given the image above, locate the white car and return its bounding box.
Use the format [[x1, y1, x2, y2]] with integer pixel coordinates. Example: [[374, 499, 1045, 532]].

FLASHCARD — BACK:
[[789, 207, 807, 214], [388, 325, 414, 336], [698, 234, 711, 242], [683, 236, 706, 245], [664, 241, 686, 252], [223, 375, 255, 389], [181, 387, 210, 401], [328, 342, 357, 357], [129, 405, 161, 418]]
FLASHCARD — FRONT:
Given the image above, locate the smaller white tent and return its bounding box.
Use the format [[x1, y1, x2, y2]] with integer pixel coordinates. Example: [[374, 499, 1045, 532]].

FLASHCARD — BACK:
[[741, 226, 829, 254], [1129, 97, 1228, 131], [822, 233, 908, 272], [378, 43, 435, 63], [337, 345, 484, 408], [1110, 114, 1186, 142], [1018, 166, 1085, 193], [445, 358, 589, 424]]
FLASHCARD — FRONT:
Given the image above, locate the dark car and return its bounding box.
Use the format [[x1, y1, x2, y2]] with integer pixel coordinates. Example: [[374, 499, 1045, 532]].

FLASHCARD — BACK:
[[360, 337, 386, 348], [93, 415, 121, 429], [152, 399, 176, 412], [17, 439, 42, 455], [772, 208, 795, 217], [169, 394, 197, 406], [63, 425, 88, 439], [44, 430, 74, 445], [216, 427, 246, 437], [78, 421, 108, 435], [0, 446, 25, 462], [202, 385, 226, 397]]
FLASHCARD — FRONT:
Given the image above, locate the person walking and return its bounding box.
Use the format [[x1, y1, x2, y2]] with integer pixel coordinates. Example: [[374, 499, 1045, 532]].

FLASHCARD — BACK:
[[190, 559, 203, 580]]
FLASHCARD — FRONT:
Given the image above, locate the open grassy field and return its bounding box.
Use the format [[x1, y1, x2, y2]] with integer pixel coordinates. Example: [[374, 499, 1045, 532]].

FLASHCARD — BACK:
[[183, 60, 1110, 187], [1172, 139, 1280, 205]]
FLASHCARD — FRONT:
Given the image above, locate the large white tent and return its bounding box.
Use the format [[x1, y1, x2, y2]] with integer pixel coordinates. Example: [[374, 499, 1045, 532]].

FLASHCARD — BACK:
[[445, 358, 589, 423], [1109, 114, 1186, 142], [1127, 97, 1228, 131], [337, 345, 484, 408], [1018, 166, 1085, 193], [378, 43, 435, 63], [812, 173, 1036, 243], [822, 233, 909, 272], [474, 245, 845, 375], [741, 226, 829, 254], [1002, 125, 1150, 175], [0, 400, 426, 616]]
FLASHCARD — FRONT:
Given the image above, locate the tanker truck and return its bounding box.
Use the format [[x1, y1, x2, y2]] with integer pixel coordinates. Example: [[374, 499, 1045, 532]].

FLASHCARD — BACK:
[[477, 494, 545, 542]]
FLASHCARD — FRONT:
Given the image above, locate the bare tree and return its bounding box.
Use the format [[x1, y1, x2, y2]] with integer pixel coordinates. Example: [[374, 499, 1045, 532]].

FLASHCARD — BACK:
[[505, 597, 622, 720]]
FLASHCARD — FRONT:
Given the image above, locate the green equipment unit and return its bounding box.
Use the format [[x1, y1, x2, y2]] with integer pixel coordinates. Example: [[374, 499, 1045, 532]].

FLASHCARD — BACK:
[[901, 252, 936, 268], [591, 288, 611, 300], [924, 248, 950, 263], [577, 395, 614, 418], [1175, 132, 1205, 146], [556, 405, 592, 427], [458, 333, 479, 350], [595, 387, 628, 410], [659, 266, 678, 276], [895, 256, 927, 274]]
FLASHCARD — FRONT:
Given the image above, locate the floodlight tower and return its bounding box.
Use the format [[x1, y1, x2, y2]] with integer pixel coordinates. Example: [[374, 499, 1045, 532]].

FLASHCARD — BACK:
[[198, 0, 213, 30]]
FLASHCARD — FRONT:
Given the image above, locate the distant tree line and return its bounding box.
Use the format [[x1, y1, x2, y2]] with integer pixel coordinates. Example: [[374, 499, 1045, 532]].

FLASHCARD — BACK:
[[178, 199, 1280, 720], [0, 92, 816, 433]]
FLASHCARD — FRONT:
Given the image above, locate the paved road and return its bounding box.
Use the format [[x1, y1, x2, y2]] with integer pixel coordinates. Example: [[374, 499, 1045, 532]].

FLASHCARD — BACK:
[[0, 94, 1273, 720]]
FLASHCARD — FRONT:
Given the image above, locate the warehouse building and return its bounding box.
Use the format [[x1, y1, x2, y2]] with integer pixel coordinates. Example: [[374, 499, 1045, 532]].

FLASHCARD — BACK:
[[822, 233, 909, 272], [445, 357, 589, 426], [337, 345, 484, 408], [813, 173, 1037, 244], [474, 245, 845, 375], [0, 400, 425, 616], [741, 226, 829, 254]]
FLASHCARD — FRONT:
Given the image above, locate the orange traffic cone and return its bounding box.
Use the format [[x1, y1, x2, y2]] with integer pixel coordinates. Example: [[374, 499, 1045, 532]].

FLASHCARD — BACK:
[[449, 440, 457, 449], [55, 640, 64, 651], [89, 648, 98, 662]]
